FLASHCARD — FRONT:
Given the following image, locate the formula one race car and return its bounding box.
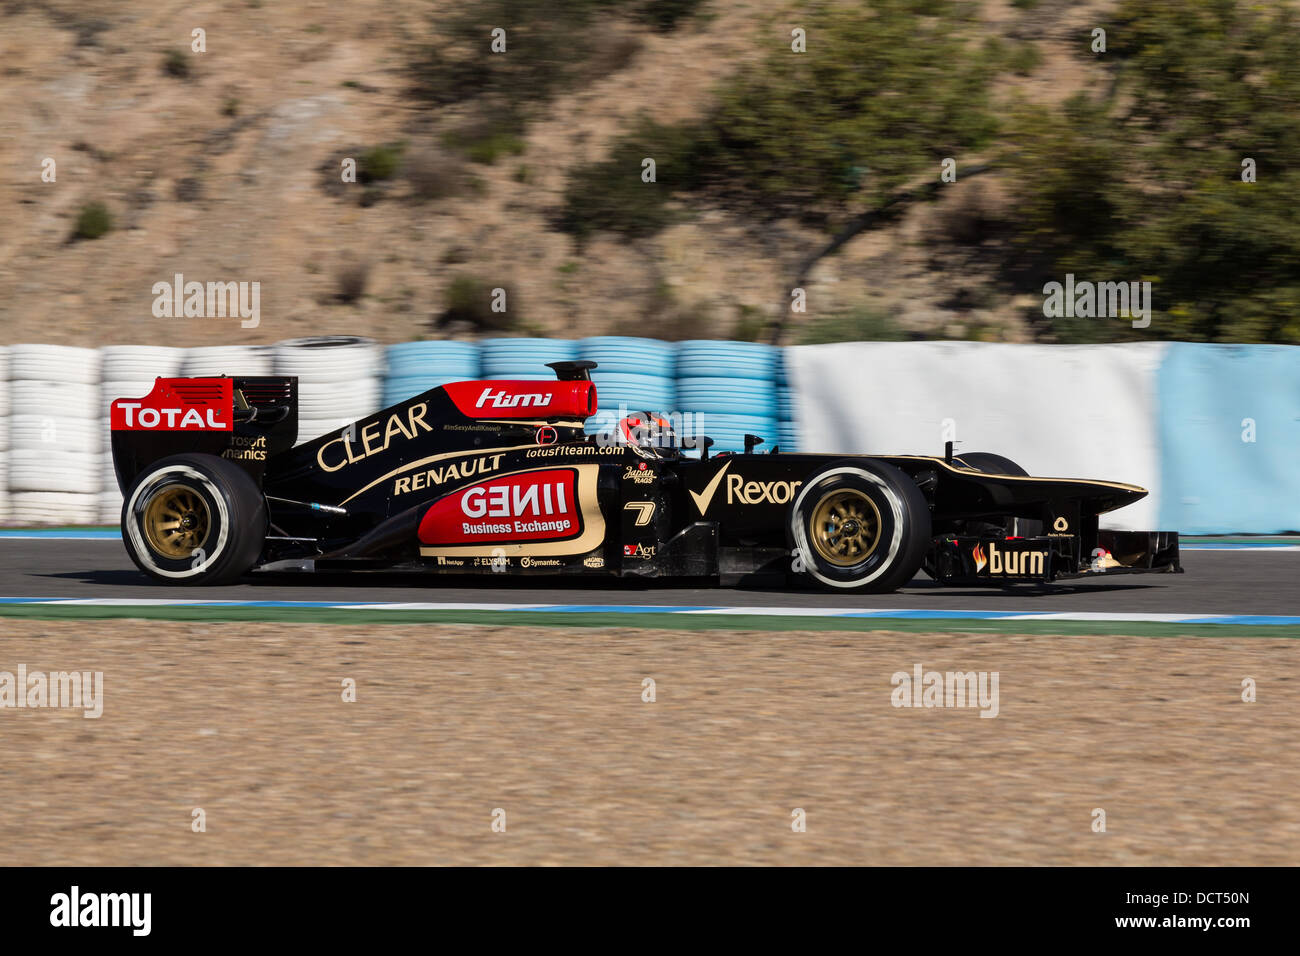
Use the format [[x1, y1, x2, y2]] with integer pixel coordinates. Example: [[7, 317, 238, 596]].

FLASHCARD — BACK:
[[109, 362, 1182, 590]]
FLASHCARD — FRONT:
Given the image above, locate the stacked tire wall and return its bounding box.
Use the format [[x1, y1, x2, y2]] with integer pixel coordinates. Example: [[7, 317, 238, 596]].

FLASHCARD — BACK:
[[674, 340, 781, 454], [7, 345, 102, 525], [2, 337, 1295, 533]]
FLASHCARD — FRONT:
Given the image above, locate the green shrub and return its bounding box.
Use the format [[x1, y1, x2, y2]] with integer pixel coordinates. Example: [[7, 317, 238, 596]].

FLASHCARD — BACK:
[[561, 0, 1002, 239], [797, 307, 905, 345], [558, 119, 696, 241], [443, 128, 526, 165], [335, 260, 370, 302], [162, 49, 190, 78], [359, 143, 404, 182], [633, 0, 709, 32], [406, 149, 462, 201], [74, 202, 112, 239], [1007, 40, 1042, 75], [409, 1, 707, 109], [442, 276, 516, 331], [1007, 0, 1300, 343]]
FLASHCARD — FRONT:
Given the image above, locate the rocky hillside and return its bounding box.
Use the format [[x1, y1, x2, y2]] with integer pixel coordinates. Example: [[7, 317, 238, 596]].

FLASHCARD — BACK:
[[0, 0, 1154, 348]]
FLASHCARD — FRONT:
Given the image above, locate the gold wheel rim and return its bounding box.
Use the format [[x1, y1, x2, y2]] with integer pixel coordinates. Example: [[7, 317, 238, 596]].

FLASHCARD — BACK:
[[142, 483, 211, 559], [809, 489, 882, 567]]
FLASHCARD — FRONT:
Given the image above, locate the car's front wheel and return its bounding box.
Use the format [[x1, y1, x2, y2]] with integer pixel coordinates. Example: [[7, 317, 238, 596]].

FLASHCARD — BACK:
[[952, 451, 1043, 537], [789, 460, 931, 592], [121, 454, 267, 585]]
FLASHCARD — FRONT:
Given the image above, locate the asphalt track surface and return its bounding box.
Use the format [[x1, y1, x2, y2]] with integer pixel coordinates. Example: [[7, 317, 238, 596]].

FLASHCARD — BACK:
[[0, 538, 1294, 615]]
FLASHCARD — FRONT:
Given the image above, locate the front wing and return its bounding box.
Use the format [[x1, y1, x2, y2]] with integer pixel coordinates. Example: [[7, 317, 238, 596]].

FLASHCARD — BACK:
[[924, 530, 1183, 586]]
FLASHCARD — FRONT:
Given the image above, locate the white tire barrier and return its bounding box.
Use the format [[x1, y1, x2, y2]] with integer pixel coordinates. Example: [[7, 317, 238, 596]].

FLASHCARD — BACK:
[[9, 344, 100, 385], [273, 336, 385, 380], [99, 381, 156, 419], [274, 337, 385, 446], [8, 380, 98, 420], [8, 416, 102, 455], [98, 489, 124, 525], [181, 346, 271, 377], [100, 346, 184, 381], [8, 492, 98, 525], [7, 346, 101, 524], [297, 379, 382, 419], [7, 449, 101, 494], [100, 453, 121, 493], [297, 418, 357, 443]]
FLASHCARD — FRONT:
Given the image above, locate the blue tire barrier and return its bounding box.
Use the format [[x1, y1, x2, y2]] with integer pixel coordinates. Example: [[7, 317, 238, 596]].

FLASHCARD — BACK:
[[1156, 343, 1300, 534], [676, 377, 778, 417], [777, 422, 800, 452], [675, 340, 778, 380], [775, 348, 791, 386], [481, 338, 578, 378], [386, 341, 480, 380], [686, 413, 779, 453], [578, 336, 677, 376], [776, 386, 797, 422], [383, 374, 474, 407], [583, 408, 621, 436], [588, 372, 675, 412]]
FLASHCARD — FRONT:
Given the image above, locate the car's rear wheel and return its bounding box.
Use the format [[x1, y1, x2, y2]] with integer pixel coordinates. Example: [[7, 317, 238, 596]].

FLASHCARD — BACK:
[[790, 460, 931, 592], [121, 454, 266, 585], [953, 451, 1043, 537]]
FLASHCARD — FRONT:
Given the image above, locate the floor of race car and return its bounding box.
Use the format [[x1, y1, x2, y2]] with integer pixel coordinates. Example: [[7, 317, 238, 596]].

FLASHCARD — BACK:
[[0, 538, 1294, 616]]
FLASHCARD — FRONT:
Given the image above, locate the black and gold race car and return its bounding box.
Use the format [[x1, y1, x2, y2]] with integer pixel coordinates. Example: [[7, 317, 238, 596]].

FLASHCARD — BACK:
[[109, 361, 1182, 590]]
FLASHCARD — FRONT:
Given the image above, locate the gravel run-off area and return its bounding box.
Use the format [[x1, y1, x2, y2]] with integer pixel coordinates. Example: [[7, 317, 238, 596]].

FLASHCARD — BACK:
[[1, 620, 1294, 865]]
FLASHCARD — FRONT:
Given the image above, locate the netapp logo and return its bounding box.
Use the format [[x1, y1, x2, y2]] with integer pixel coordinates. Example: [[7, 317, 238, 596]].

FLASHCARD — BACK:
[[50, 886, 151, 936], [476, 387, 553, 409]]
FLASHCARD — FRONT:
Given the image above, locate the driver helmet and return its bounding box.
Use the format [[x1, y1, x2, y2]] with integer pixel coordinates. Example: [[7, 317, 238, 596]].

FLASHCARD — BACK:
[[618, 411, 679, 460]]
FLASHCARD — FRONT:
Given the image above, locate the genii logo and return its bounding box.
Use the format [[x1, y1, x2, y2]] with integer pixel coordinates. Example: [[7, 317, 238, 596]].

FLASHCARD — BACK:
[[418, 469, 581, 545], [111, 378, 232, 431]]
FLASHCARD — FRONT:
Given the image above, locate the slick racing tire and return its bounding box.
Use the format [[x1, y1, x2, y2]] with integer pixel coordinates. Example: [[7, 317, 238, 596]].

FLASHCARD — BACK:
[[121, 454, 267, 585], [953, 452, 1043, 537], [790, 460, 931, 592]]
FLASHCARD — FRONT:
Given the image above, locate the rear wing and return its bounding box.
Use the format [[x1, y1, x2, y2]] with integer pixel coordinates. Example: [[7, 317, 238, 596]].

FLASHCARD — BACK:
[[109, 376, 298, 492]]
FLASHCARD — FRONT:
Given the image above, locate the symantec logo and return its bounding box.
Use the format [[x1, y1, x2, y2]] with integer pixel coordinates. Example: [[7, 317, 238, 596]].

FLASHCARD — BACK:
[[418, 468, 581, 544], [110, 378, 233, 431]]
